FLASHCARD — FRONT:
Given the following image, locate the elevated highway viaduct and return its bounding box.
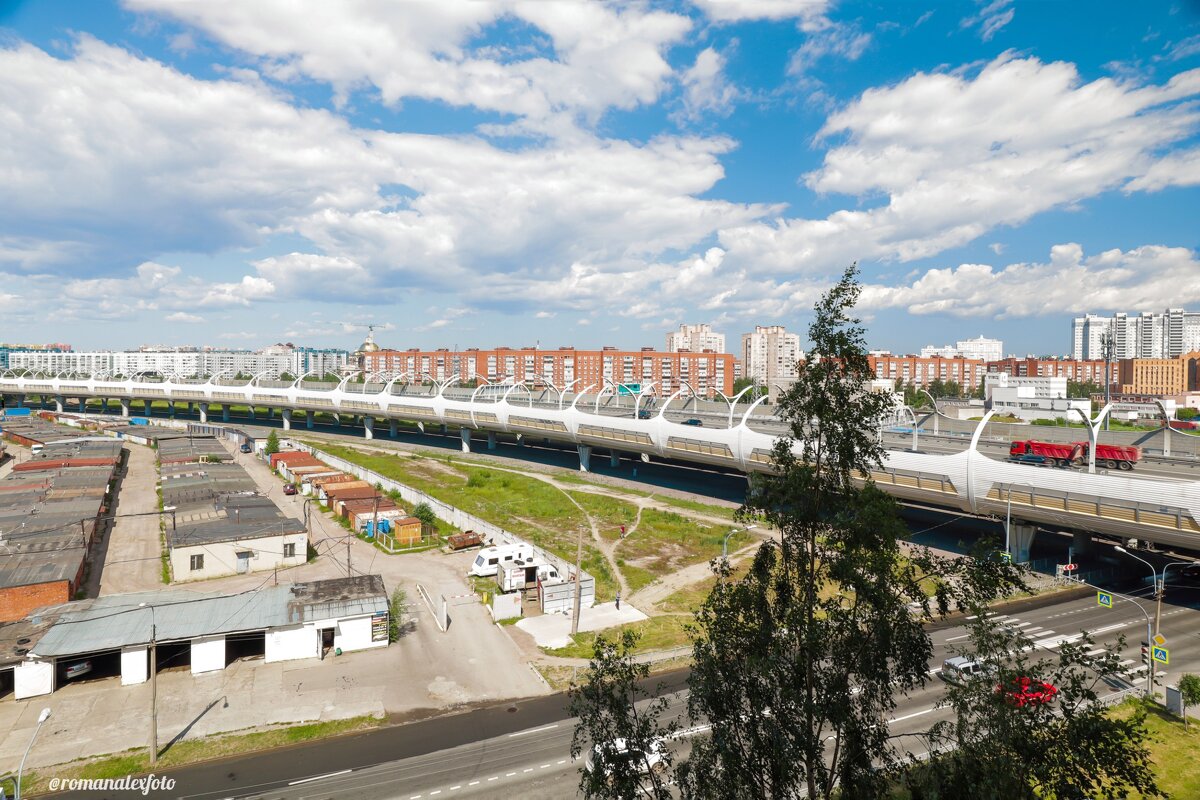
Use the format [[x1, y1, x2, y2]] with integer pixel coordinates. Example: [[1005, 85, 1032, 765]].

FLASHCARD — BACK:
[[3, 374, 1199, 562]]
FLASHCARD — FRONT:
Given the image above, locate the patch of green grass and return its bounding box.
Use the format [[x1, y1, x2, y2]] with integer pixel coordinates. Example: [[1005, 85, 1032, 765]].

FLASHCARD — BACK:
[[618, 509, 751, 578], [1107, 699, 1200, 799], [656, 495, 739, 521], [544, 615, 693, 658], [19, 716, 383, 795], [568, 492, 638, 541]]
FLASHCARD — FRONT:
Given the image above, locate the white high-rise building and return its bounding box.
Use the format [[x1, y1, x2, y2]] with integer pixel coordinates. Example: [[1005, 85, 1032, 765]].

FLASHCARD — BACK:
[[666, 323, 725, 353], [9, 345, 350, 379], [741, 325, 803, 385], [1071, 314, 1112, 360], [956, 335, 1003, 362], [1072, 309, 1200, 360]]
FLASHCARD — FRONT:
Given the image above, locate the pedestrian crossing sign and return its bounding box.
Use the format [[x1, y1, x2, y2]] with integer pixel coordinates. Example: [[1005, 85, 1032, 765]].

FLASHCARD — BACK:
[[1152, 646, 1168, 665], [1097, 591, 1113, 608]]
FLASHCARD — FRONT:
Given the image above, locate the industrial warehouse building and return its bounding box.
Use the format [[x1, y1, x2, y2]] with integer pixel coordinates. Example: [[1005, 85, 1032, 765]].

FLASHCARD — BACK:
[[161, 461, 308, 581], [5, 575, 389, 699], [0, 434, 122, 621]]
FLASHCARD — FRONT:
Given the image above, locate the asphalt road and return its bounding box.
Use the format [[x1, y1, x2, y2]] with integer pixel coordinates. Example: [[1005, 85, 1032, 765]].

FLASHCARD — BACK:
[[47, 586, 1200, 800]]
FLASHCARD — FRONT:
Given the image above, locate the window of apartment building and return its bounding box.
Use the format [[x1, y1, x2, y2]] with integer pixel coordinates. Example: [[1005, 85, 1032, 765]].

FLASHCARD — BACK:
[[190, 554, 204, 571], [284, 542, 296, 559]]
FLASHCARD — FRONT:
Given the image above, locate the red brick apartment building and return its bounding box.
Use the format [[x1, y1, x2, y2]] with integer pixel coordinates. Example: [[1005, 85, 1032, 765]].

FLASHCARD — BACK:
[[867, 354, 988, 389], [363, 347, 735, 396], [986, 357, 1113, 385]]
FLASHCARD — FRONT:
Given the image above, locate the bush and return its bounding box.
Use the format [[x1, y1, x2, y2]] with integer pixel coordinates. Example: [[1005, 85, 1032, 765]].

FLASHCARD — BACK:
[[265, 430, 280, 456], [412, 502, 437, 529], [388, 587, 408, 642]]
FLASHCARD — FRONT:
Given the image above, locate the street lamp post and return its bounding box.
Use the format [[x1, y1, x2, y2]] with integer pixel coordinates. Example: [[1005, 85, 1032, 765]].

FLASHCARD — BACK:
[[15, 707, 51, 800], [722, 524, 759, 559], [1114, 547, 1191, 695]]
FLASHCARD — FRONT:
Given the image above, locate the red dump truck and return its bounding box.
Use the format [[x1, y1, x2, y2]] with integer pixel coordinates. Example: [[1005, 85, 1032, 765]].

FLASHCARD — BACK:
[[1008, 440, 1141, 470]]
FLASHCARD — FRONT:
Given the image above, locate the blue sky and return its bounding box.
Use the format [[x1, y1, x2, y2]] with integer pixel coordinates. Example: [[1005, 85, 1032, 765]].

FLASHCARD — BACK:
[[1, 0, 1199, 357]]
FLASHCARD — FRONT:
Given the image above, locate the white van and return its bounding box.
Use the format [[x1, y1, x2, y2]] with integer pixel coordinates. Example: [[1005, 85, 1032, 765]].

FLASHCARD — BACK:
[[469, 543, 531, 577], [30, 444, 44, 455], [940, 656, 991, 685]]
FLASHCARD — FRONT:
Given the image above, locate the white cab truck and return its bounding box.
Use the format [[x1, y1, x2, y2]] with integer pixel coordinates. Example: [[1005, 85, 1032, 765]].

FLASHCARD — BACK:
[[468, 543, 532, 577], [497, 559, 561, 593]]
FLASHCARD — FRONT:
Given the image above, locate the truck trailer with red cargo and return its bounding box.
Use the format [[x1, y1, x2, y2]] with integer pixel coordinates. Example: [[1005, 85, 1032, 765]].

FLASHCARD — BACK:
[[1008, 440, 1140, 470]]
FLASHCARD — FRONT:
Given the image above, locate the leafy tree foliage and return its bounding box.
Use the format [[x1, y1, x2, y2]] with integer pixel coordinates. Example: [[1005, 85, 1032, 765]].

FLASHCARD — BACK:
[[1179, 673, 1200, 727], [909, 615, 1161, 799], [264, 430, 280, 456], [678, 266, 1019, 800], [388, 586, 408, 642], [568, 630, 677, 800], [1067, 380, 1103, 399], [412, 502, 437, 530], [732, 377, 764, 401]]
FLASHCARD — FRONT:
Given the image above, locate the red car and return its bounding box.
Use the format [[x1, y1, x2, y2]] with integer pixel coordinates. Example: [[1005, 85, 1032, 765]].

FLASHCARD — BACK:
[[999, 676, 1058, 707], [282, 483, 298, 496]]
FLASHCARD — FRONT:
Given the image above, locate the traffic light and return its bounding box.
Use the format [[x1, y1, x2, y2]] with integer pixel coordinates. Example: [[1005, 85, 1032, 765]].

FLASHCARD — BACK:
[[1141, 641, 1150, 665]]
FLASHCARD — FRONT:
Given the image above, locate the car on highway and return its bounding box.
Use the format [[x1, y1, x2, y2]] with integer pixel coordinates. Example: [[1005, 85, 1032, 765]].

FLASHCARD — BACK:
[[584, 737, 668, 782], [940, 655, 992, 685], [681, 418, 704, 427], [1178, 563, 1200, 581], [64, 660, 93, 680], [282, 483, 298, 495], [998, 676, 1058, 707]]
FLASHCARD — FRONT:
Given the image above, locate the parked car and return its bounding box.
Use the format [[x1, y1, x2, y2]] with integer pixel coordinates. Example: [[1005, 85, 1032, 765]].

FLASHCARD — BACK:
[[998, 676, 1058, 707], [682, 418, 704, 427], [282, 483, 298, 496], [584, 738, 668, 782], [64, 661, 93, 680], [239, 443, 253, 454]]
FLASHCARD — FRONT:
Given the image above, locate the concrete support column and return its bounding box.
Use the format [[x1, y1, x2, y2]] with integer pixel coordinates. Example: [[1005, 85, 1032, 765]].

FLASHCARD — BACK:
[[16, 394, 25, 408], [78, 398, 86, 413], [101, 398, 109, 412], [54, 395, 64, 413], [120, 399, 131, 418], [515, 434, 525, 447], [487, 431, 497, 450], [282, 410, 292, 431], [168, 401, 176, 419], [306, 410, 315, 429], [1009, 522, 1037, 564], [610, 451, 620, 468], [1071, 529, 1093, 556], [198, 403, 209, 423], [389, 419, 398, 438], [364, 415, 375, 440], [441, 424, 449, 436], [247, 406, 256, 421], [222, 406, 230, 422], [460, 427, 472, 452], [578, 444, 592, 473]]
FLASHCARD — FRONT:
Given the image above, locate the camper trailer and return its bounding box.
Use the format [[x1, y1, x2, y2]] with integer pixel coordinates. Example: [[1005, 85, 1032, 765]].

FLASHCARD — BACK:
[[496, 559, 561, 593], [468, 543, 532, 577]]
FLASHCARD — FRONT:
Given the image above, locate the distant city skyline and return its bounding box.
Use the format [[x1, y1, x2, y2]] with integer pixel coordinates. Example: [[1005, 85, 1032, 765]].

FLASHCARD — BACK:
[[0, 3, 1198, 355]]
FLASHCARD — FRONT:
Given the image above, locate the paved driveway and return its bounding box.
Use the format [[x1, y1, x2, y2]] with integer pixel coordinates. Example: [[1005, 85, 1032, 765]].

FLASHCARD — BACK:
[[95, 443, 163, 596]]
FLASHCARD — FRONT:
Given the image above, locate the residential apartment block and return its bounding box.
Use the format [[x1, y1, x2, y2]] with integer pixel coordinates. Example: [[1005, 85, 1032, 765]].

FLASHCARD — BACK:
[[919, 335, 1003, 362], [666, 323, 725, 354], [8, 345, 350, 379], [986, 357, 1113, 386], [868, 354, 987, 389], [740, 325, 803, 385], [1072, 308, 1200, 360], [363, 347, 735, 396]]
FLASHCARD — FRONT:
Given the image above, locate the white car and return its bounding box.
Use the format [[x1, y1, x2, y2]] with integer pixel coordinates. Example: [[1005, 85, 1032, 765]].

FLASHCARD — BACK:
[[583, 738, 668, 781], [64, 660, 93, 680]]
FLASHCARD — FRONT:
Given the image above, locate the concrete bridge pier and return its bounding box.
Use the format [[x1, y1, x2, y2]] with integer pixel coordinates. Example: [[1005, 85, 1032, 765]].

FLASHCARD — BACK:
[[460, 427, 472, 452], [389, 419, 398, 438], [54, 395, 64, 413], [578, 444, 592, 473], [101, 398, 108, 413], [168, 401, 176, 419], [1071, 530, 1094, 556], [416, 421, 425, 434], [247, 406, 256, 421], [514, 434, 525, 447], [120, 399, 131, 418], [440, 424, 448, 436], [610, 451, 620, 468], [78, 398, 86, 413], [15, 394, 25, 408], [487, 431, 497, 450], [364, 416, 375, 440], [281, 410, 292, 431], [198, 403, 209, 423], [222, 406, 230, 422], [1009, 522, 1037, 564], [306, 410, 315, 429]]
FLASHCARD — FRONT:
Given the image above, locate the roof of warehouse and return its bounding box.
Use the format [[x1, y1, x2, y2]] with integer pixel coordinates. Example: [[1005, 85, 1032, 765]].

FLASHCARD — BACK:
[[0, 547, 85, 590], [30, 576, 387, 657]]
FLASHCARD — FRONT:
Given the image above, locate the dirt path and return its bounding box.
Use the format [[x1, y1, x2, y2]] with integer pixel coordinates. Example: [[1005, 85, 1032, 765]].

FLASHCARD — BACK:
[[551, 482, 629, 597], [626, 537, 770, 610]]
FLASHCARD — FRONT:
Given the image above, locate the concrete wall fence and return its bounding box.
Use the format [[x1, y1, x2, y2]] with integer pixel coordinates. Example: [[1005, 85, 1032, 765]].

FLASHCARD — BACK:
[[292, 441, 596, 607]]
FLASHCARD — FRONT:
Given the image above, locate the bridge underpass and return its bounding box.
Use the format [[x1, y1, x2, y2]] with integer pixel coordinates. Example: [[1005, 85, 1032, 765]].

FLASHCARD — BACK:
[[3, 375, 1199, 563]]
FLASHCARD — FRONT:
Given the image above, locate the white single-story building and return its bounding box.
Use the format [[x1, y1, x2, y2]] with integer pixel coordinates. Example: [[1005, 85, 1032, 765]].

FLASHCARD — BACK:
[[167, 495, 309, 581]]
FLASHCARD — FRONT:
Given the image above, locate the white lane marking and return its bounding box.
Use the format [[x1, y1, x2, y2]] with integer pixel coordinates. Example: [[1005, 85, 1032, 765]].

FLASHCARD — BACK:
[[557, 760, 567, 765], [540, 764, 551, 769], [945, 634, 970, 642], [288, 770, 353, 786], [1035, 633, 1083, 649], [966, 615, 978, 620], [889, 707, 936, 724], [450, 786, 461, 790], [506, 772, 516, 777], [468, 781, 480, 786], [1010, 622, 1033, 628], [488, 777, 499, 781], [509, 724, 559, 737], [524, 768, 534, 773], [410, 796, 421, 800], [430, 792, 441, 797]]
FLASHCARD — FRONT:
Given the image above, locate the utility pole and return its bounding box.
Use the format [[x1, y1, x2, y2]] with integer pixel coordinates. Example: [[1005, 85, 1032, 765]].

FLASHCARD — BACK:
[[149, 620, 158, 765], [1103, 322, 1114, 432], [571, 525, 584, 635]]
